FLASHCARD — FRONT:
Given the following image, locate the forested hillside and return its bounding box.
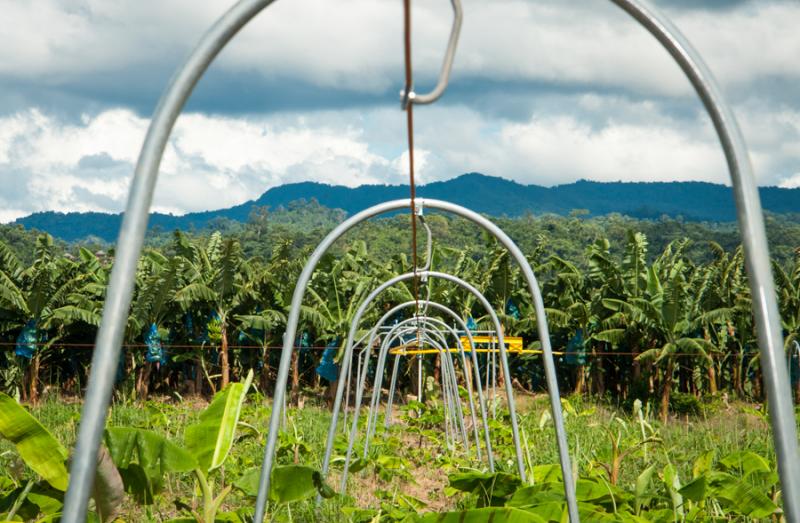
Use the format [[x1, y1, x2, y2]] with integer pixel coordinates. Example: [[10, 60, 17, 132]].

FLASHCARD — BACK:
[[14, 173, 800, 242]]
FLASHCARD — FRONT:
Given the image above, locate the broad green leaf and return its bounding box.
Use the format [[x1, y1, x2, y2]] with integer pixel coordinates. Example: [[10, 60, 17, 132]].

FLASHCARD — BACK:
[[234, 465, 335, 503], [348, 456, 370, 473], [417, 507, 546, 522], [104, 426, 197, 501], [395, 493, 427, 510], [0, 393, 68, 491], [634, 464, 656, 513], [507, 485, 564, 508], [718, 451, 770, 477], [517, 501, 563, 521], [692, 450, 715, 478], [185, 369, 253, 472], [708, 472, 778, 518], [448, 471, 521, 507], [662, 463, 683, 518], [532, 464, 563, 484], [577, 502, 618, 522], [678, 475, 707, 502], [270, 465, 334, 503], [26, 489, 63, 517], [233, 468, 261, 497], [575, 478, 612, 502]]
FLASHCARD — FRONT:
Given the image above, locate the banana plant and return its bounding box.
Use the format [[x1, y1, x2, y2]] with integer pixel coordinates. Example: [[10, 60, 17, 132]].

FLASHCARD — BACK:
[[106, 369, 253, 523], [175, 232, 258, 388], [0, 393, 123, 522], [0, 236, 89, 403]]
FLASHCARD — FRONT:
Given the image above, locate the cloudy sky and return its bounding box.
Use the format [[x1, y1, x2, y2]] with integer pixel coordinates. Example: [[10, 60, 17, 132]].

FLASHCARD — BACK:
[[0, 0, 798, 222]]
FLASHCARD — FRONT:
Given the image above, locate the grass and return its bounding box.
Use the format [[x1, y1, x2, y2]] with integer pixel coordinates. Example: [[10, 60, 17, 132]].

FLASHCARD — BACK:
[[0, 387, 788, 522]]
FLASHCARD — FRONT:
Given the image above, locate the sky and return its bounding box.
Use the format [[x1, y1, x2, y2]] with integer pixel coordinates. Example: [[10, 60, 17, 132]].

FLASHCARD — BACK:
[[0, 0, 798, 222]]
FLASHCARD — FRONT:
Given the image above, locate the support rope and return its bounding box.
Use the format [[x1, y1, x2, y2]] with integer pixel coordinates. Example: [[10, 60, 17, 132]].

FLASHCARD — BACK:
[[403, 0, 421, 344]]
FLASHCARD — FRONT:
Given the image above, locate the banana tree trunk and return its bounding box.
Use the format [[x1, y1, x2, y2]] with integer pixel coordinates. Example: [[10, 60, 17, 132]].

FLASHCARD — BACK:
[[795, 376, 800, 404], [733, 346, 744, 397], [660, 357, 675, 424], [573, 364, 586, 395], [220, 323, 229, 389], [707, 358, 718, 395], [135, 362, 152, 400], [194, 353, 203, 396], [27, 352, 41, 404], [592, 345, 606, 396], [632, 341, 642, 383]]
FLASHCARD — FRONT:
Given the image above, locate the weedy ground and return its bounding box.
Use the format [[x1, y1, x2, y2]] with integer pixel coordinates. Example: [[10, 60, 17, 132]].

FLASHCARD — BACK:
[[0, 388, 784, 521]]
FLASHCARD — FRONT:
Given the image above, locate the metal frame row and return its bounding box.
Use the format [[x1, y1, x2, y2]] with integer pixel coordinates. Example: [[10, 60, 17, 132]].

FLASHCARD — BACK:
[[60, 1, 800, 522]]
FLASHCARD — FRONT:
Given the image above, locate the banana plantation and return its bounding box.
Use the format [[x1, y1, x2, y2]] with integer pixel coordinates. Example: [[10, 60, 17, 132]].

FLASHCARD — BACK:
[[0, 216, 798, 522], [2, 223, 799, 418]]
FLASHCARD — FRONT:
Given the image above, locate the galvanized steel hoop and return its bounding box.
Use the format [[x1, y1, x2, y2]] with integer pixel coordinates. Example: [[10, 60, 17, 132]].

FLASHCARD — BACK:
[[61, 1, 799, 522]]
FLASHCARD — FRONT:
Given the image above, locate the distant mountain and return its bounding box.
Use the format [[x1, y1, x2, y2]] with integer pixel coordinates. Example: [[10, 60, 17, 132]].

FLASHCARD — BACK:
[[13, 173, 800, 242]]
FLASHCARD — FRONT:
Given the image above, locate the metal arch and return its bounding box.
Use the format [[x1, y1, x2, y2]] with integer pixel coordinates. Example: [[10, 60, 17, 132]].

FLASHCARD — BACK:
[[360, 317, 478, 457], [60, 1, 280, 520], [362, 299, 493, 470], [59, 0, 794, 520], [347, 320, 470, 465], [383, 300, 482, 428], [312, 268, 527, 495], [362, 314, 480, 459], [611, 1, 798, 516], [353, 302, 484, 458], [359, 316, 474, 456], [253, 199, 578, 521], [343, 322, 469, 468]]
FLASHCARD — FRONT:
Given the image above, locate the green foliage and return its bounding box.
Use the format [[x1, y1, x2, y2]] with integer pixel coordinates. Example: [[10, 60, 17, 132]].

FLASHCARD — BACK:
[[669, 392, 702, 416], [0, 394, 68, 491], [104, 427, 196, 503], [448, 471, 521, 507], [417, 507, 546, 522], [185, 370, 253, 472], [235, 465, 335, 504]]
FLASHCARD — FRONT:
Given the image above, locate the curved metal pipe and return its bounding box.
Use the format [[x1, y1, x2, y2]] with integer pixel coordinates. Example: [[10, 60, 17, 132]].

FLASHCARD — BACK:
[[314, 268, 527, 493], [402, 0, 463, 106], [361, 299, 491, 468], [360, 317, 471, 455], [611, 2, 798, 516], [342, 321, 468, 478], [63, 0, 794, 520], [363, 315, 476, 456], [254, 199, 574, 521], [60, 1, 279, 520]]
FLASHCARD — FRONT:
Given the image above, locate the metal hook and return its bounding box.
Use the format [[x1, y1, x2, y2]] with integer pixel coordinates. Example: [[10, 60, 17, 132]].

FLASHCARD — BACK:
[[401, 0, 463, 108]]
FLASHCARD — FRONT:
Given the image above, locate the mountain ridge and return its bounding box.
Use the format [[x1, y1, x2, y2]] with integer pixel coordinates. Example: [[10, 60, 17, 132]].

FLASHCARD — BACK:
[[13, 173, 800, 242]]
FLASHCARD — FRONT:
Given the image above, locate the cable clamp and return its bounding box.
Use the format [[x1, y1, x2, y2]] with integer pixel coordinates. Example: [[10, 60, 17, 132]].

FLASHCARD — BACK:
[[400, 88, 416, 110]]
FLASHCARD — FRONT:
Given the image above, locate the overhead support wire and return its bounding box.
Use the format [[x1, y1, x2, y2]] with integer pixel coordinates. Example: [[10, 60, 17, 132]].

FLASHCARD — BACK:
[[401, 0, 463, 343]]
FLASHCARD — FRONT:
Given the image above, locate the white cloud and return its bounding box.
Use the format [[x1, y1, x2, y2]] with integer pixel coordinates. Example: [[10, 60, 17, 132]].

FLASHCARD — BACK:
[[2, 0, 799, 98], [0, 108, 407, 221], [2, 89, 797, 223]]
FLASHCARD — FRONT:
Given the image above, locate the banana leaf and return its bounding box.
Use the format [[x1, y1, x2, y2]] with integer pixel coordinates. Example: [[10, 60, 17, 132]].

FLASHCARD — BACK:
[[185, 369, 253, 472], [104, 427, 197, 503], [0, 394, 68, 491], [417, 507, 546, 522]]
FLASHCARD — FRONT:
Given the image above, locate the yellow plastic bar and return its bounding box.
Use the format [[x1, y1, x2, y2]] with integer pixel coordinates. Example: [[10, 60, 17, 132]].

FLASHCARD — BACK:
[[389, 347, 565, 356], [461, 335, 524, 352]]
